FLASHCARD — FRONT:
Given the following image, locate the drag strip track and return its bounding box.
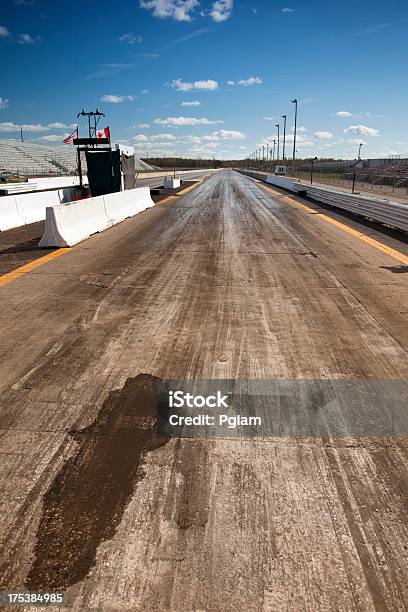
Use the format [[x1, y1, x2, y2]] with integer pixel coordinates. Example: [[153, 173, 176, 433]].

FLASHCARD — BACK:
[[0, 170, 408, 610]]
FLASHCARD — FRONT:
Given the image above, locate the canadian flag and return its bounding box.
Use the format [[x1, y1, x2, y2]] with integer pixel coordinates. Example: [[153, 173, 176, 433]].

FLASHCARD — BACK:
[[96, 126, 110, 140]]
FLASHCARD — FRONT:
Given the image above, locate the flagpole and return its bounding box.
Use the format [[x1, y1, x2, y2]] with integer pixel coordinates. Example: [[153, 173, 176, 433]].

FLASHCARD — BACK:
[[76, 125, 83, 190]]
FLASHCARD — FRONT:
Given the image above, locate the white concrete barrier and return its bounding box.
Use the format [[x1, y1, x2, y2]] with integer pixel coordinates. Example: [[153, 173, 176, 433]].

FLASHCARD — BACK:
[[39, 186, 155, 247], [15, 190, 61, 225], [0, 195, 25, 231], [0, 187, 80, 231], [164, 178, 181, 189], [104, 187, 154, 224], [265, 175, 300, 192], [39, 195, 110, 247]]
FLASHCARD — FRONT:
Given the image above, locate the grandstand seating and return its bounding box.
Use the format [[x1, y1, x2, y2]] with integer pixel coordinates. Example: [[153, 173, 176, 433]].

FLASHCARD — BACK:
[[0, 139, 154, 178], [359, 159, 408, 178]]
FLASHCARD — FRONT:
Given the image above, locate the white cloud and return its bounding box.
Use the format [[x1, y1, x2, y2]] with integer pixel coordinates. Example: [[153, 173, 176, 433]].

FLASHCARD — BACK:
[[132, 133, 176, 143], [0, 97, 10, 110], [314, 131, 334, 139], [282, 7, 294, 12], [238, 76, 262, 86], [0, 26, 11, 37], [140, 0, 199, 22], [335, 111, 355, 118], [188, 129, 245, 143], [154, 116, 224, 126], [344, 124, 379, 136], [152, 133, 177, 140], [37, 134, 68, 142], [347, 138, 367, 145], [47, 122, 71, 129], [349, 23, 390, 37], [132, 134, 149, 142], [0, 122, 50, 132], [171, 78, 219, 91], [141, 89, 149, 94], [21, 123, 50, 132], [181, 100, 201, 106], [229, 76, 262, 87], [214, 129, 245, 139], [191, 142, 219, 152], [119, 32, 143, 44], [100, 94, 135, 103], [259, 133, 314, 148], [137, 123, 150, 128], [210, 0, 233, 22], [264, 116, 275, 121], [18, 33, 39, 44]]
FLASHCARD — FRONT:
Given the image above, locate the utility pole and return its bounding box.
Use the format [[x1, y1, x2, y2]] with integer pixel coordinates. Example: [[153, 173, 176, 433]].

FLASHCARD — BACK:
[[281, 114, 287, 161], [275, 124, 280, 162], [291, 98, 298, 175]]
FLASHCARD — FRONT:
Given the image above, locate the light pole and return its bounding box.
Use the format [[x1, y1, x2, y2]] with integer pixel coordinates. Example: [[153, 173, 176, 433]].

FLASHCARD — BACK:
[[291, 98, 298, 175], [262, 145, 265, 162], [273, 139, 276, 162], [358, 142, 363, 160], [281, 114, 287, 162], [276, 124, 280, 162], [266, 143, 269, 164]]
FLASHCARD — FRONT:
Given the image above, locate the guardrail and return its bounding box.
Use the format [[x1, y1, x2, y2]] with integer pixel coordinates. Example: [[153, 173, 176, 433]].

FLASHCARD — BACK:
[[238, 169, 408, 234]]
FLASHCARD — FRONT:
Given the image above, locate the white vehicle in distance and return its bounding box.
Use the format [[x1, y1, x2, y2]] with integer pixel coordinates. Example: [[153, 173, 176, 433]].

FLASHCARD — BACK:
[[274, 165, 287, 175]]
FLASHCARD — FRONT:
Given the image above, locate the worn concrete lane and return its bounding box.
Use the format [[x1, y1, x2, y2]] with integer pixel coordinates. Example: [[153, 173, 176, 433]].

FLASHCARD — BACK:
[[0, 170, 408, 610]]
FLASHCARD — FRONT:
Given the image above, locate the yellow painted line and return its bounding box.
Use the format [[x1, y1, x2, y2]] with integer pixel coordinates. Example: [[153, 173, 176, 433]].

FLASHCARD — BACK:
[[258, 182, 408, 266], [0, 248, 71, 288], [155, 179, 203, 206]]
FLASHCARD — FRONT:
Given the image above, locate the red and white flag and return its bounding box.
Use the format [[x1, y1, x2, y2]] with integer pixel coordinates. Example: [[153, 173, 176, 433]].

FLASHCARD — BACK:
[[96, 126, 110, 140], [63, 127, 78, 144]]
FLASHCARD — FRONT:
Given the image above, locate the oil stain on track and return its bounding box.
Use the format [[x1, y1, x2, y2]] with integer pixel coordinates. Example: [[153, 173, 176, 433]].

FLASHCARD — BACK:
[[26, 373, 169, 591]]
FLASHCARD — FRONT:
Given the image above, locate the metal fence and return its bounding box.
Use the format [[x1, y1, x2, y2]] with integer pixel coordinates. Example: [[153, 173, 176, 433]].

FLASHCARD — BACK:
[[291, 171, 408, 201], [242, 160, 408, 202]]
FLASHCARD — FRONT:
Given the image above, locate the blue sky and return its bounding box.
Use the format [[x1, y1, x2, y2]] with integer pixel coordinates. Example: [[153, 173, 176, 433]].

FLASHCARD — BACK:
[[1, 0, 407, 159]]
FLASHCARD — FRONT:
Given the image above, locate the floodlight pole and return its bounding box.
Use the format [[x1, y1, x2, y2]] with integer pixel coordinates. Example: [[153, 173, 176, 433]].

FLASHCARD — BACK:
[[77, 108, 106, 141], [276, 124, 280, 162], [291, 98, 298, 174], [358, 142, 363, 160], [273, 140, 276, 162], [282, 114, 287, 161]]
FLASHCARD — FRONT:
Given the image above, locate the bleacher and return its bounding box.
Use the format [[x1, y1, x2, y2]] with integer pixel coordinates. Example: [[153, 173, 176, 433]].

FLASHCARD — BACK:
[[359, 158, 408, 178], [0, 139, 155, 179], [0, 139, 81, 177]]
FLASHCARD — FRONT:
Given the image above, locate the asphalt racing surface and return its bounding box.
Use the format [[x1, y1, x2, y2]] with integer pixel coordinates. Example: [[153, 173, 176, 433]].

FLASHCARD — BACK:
[[0, 170, 408, 610]]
